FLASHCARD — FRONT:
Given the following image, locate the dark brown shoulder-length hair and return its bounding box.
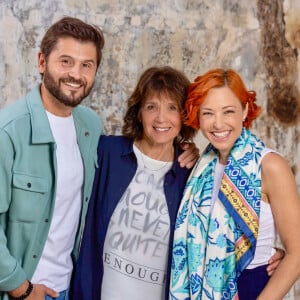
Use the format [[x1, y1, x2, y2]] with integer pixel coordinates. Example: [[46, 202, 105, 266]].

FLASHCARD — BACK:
[[185, 68, 262, 129], [122, 66, 196, 143], [40, 16, 105, 68]]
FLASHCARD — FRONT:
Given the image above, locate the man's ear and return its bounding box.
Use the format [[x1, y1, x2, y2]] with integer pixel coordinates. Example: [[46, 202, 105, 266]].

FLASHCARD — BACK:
[[38, 51, 46, 74]]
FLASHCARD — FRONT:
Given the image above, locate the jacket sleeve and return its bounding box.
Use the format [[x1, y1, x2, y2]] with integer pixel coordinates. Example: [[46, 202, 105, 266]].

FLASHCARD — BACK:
[[70, 158, 103, 300], [0, 128, 27, 291]]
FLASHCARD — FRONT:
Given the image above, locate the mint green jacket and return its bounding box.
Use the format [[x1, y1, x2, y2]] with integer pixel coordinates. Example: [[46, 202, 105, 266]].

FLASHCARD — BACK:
[[0, 86, 103, 298]]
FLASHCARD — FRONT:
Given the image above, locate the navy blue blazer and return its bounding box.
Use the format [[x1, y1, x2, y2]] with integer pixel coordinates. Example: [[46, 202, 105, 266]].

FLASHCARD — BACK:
[[71, 135, 191, 300]]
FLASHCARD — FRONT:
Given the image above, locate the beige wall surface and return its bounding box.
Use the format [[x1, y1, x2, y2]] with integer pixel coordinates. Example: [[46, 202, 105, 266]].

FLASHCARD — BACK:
[[0, 0, 299, 298]]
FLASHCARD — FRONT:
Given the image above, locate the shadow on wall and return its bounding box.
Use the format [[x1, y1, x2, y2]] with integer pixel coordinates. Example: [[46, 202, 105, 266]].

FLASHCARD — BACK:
[[257, 0, 300, 125]]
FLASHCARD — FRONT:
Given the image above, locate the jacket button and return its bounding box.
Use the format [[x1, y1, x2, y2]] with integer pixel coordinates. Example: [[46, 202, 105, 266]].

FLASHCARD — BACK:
[[33, 255, 37, 259], [85, 197, 88, 202], [85, 132, 90, 137], [27, 182, 31, 188], [45, 219, 49, 223]]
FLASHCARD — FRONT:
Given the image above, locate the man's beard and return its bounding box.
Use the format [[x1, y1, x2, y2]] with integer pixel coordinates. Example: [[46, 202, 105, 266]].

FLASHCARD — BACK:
[[43, 68, 93, 108]]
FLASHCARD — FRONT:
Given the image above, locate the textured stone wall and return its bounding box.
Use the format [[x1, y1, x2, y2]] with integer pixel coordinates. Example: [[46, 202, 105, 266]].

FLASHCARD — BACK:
[[0, 0, 299, 298]]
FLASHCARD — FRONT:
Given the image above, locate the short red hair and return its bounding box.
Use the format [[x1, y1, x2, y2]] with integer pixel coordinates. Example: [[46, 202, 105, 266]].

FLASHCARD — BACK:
[[185, 69, 261, 129]]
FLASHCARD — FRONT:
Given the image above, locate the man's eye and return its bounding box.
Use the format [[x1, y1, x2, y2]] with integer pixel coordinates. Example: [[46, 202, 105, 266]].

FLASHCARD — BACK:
[[61, 59, 71, 65], [83, 63, 92, 69]]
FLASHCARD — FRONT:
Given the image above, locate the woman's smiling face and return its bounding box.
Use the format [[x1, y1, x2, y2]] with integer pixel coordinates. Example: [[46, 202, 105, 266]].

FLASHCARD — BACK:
[[198, 86, 248, 164], [140, 93, 182, 148]]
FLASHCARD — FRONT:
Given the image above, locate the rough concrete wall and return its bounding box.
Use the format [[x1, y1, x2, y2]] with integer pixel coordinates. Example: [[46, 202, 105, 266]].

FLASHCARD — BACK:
[[257, 0, 300, 192], [0, 0, 299, 297], [258, 0, 299, 125]]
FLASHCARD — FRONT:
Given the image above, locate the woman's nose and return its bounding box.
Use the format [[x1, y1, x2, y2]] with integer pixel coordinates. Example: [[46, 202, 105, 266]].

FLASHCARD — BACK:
[[213, 115, 223, 128], [155, 106, 168, 121]]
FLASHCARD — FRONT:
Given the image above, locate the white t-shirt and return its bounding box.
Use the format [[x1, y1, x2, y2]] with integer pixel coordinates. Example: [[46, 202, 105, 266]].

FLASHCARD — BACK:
[[101, 145, 172, 300], [31, 112, 83, 292]]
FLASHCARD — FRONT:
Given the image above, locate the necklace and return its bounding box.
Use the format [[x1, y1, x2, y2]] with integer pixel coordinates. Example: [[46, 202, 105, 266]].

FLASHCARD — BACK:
[[135, 141, 173, 172], [139, 150, 171, 172]]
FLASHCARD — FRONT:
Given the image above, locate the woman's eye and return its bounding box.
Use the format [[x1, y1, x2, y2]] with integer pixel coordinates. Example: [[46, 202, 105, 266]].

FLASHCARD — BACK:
[[202, 111, 212, 116], [145, 104, 156, 111], [169, 104, 179, 111], [224, 110, 235, 114]]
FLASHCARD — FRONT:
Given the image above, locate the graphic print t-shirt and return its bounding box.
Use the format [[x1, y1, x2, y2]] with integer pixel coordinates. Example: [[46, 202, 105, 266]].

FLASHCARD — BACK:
[[101, 145, 172, 300]]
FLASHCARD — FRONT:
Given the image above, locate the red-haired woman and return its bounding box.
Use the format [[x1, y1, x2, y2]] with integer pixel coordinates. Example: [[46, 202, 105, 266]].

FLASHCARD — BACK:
[[170, 69, 300, 300]]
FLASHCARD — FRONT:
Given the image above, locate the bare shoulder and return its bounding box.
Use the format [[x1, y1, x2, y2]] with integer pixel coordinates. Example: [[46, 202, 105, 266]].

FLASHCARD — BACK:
[[261, 152, 291, 175], [261, 151, 298, 198]]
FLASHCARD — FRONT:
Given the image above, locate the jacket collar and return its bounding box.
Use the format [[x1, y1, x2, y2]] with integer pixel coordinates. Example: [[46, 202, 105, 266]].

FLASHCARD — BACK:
[[26, 85, 86, 145], [26, 85, 55, 144]]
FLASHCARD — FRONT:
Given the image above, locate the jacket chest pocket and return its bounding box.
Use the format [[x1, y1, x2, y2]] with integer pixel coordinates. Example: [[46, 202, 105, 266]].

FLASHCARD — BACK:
[[10, 173, 49, 222]]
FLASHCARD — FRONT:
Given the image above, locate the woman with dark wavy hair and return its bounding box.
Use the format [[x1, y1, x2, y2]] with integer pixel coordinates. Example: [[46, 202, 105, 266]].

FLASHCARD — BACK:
[[72, 66, 197, 300]]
